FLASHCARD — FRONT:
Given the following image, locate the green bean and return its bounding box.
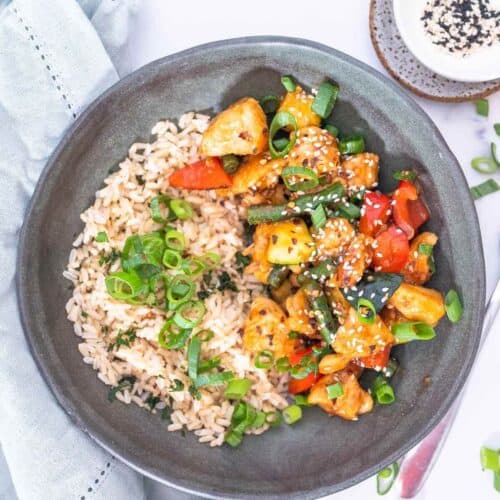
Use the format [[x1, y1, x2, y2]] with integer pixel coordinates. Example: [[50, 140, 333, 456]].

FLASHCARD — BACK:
[[297, 259, 336, 285], [267, 265, 290, 288], [246, 182, 345, 224]]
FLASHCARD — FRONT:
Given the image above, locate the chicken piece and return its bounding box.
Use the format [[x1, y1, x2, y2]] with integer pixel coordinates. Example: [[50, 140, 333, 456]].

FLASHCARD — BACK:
[[338, 153, 379, 191], [318, 353, 351, 374], [287, 126, 341, 178], [332, 234, 374, 288], [242, 296, 296, 358], [200, 98, 268, 156], [285, 289, 318, 337], [402, 232, 438, 285], [389, 283, 445, 327], [333, 306, 395, 360], [307, 369, 373, 420], [311, 217, 355, 261], [243, 223, 274, 283], [277, 86, 321, 129]]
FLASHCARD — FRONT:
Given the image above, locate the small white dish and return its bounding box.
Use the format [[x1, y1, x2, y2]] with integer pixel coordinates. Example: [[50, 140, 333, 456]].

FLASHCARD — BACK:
[[393, 0, 500, 82]]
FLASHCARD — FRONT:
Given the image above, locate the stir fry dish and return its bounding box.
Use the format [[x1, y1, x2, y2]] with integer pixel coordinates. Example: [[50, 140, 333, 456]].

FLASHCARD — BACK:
[[66, 74, 462, 448]]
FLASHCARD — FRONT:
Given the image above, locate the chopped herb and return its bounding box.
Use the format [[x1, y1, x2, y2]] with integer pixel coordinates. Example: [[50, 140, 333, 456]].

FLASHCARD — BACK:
[[170, 379, 185, 392], [470, 179, 500, 200], [95, 231, 109, 243], [475, 99, 489, 117], [145, 395, 161, 410], [202, 271, 213, 287], [135, 175, 145, 185], [235, 251, 251, 273], [101, 325, 109, 334], [107, 328, 137, 351], [217, 271, 238, 292], [189, 384, 202, 400], [495, 124, 500, 137], [160, 407, 171, 422], [107, 375, 136, 402], [81, 311, 88, 318], [98, 249, 121, 266], [197, 290, 213, 300]]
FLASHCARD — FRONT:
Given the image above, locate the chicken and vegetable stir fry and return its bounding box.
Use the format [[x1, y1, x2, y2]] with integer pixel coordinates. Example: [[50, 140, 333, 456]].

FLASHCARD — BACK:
[[168, 75, 463, 443]]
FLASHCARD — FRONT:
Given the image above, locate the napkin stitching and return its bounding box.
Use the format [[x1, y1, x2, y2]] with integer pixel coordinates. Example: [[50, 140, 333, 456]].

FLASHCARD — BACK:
[[78, 456, 117, 499], [12, 5, 77, 119]]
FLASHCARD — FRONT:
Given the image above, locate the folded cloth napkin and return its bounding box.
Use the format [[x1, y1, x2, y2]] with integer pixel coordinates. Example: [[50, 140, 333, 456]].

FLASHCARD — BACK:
[[0, 1, 146, 499]]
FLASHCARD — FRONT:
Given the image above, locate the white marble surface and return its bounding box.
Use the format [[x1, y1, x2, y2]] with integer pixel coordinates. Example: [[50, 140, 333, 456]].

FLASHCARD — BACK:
[[128, 0, 499, 498], [0, 2, 497, 500]]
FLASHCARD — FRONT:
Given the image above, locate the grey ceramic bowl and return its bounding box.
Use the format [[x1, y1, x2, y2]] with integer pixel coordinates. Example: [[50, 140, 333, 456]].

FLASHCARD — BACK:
[[17, 37, 484, 498]]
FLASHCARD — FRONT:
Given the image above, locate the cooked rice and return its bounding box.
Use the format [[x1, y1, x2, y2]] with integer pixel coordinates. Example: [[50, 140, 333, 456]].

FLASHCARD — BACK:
[[64, 113, 289, 447]]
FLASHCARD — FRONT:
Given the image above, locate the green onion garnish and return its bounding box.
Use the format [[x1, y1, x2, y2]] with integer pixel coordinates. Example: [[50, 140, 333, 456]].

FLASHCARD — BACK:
[[311, 204, 327, 229], [494, 124, 500, 137], [194, 371, 234, 388], [221, 154, 240, 174], [260, 95, 280, 114], [373, 375, 395, 405], [95, 231, 109, 243], [311, 81, 339, 119], [275, 356, 291, 372], [357, 298, 376, 325], [195, 329, 214, 342], [269, 111, 298, 159], [393, 169, 417, 182], [475, 98, 489, 117], [471, 157, 498, 174], [224, 378, 252, 399], [105, 271, 146, 302], [495, 471, 500, 492], [157, 320, 191, 350], [187, 336, 201, 379], [162, 248, 182, 269], [337, 202, 361, 220], [197, 356, 221, 373], [391, 322, 436, 342], [273, 137, 290, 151], [181, 258, 205, 276], [326, 382, 344, 399], [445, 289, 463, 323], [150, 194, 174, 223], [282, 404, 302, 424], [325, 124, 339, 137], [173, 300, 206, 328], [165, 229, 185, 252], [376, 462, 399, 495], [492, 142, 500, 166], [255, 350, 274, 369], [225, 430, 243, 447], [169, 199, 193, 220], [170, 379, 184, 391], [290, 354, 318, 380], [418, 243, 433, 256], [166, 275, 195, 305], [481, 446, 500, 471], [470, 179, 500, 200], [198, 252, 221, 269], [294, 394, 311, 406], [339, 135, 365, 155], [265, 411, 282, 426], [281, 166, 319, 192], [281, 75, 296, 92]]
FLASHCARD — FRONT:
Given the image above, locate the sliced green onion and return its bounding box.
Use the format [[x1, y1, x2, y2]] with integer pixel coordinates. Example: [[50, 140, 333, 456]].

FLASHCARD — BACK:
[[224, 378, 252, 399], [265, 411, 282, 426], [337, 202, 361, 220], [225, 430, 243, 447], [221, 154, 240, 174], [311, 204, 327, 228], [470, 179, 500, 200], [326, 382, 344, 399], [105, 271, 146, 302], [290, 354, 318, 380], [471, 156, 498, 174], [95, 231, 109, 243], [494, 123, 500, 137], [418, 243, 433, 256], [445, 289, 463, 323], [198, 252, 221, 269], [373, 376, 395, 405], [339, 135, 365, 155], [181, 258, 205, 276], [187, 336, 201, 380], [281, 166, 319, 192], [260, 95, 279, 114], [170, 199, 193, 220], [325, 124, 339, 137], [269, 111, 297, 159], [275, 356, 291, 372], [158, 320, 191, 350], [475, 98, 489, 117], [294, 394, 311, 406], [170, 379, 184, 392], [165, 229, 185, 252], [252, 411, 267, 428], [195, 329, 214, 342], [281, 75, 296, 92], [194, 371, 234, 388], [198, 356, 221, 373], [392, 322, 436, 342], [282, 404, 302, 424], [162, 249, 182, 269], [273, 137, 290, 151], [393, 169, 417, 182], [166, 275, 195, 305], [480, 446, 500, 471], [376, 462, 399, 495], [173, 300, 206, 329], [492, 142, 500, 166], [357, 298, 376, 325], [150, 194, 174, 223], [494, 471, 500, 492], [311, 81, 339, 119], [255, 350, 274, 369]]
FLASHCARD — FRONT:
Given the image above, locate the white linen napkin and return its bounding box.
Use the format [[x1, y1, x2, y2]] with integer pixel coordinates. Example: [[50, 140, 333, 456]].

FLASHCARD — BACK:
[[0, 1, 146, 499]]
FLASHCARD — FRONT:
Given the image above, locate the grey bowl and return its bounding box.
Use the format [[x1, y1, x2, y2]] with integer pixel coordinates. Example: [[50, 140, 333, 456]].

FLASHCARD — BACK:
[[17, 37, 485, 499]]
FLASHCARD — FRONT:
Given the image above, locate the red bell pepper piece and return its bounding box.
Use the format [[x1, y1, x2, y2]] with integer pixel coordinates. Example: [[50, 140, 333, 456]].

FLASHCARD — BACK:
[[168, 157, 232, 190], [354, 345, 391, 369], [392, 181, 430, 239], [372, 224, 410, 273], [359, 191, 392, 237], [288, 348, 320, 395]]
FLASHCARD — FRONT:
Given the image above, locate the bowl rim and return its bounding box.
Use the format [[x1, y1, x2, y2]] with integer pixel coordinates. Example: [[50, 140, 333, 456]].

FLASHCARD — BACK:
[[392, 0, 500, 83], [16, 35, 485, 498]]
